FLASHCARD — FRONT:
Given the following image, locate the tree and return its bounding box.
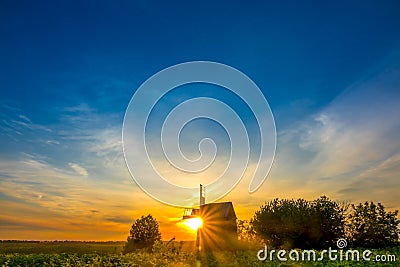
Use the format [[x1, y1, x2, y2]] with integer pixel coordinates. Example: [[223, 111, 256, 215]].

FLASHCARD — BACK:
[[123, 214, 161, 253], [251, 198, 314, 248], [347, 202, 399, 248], [237, 220, 256, 242], [312, 196, 347, 248], [251, 196, 347, 249]]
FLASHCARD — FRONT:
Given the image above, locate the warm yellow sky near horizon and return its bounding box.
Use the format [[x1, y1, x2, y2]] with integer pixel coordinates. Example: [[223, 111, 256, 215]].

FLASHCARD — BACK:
[[1, 157, 399, 242]]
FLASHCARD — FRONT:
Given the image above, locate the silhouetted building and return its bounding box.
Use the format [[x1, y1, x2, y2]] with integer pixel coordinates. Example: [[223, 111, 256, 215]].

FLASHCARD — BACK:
[[182, 185, 238, 252], [199, 202, 237, 251]]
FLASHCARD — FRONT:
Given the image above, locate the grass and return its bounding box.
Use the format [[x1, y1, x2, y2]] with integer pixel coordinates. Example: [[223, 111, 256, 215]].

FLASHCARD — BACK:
[[0, 241, 399, 266], [0, 241, 125, 255]]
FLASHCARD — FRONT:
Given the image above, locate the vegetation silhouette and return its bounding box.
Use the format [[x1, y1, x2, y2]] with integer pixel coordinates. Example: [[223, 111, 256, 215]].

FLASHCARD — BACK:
[[249, 196, 399, 250], [348, 201, 399, 248], [1, 197, 399, 266], [123, 214, 161, 253]]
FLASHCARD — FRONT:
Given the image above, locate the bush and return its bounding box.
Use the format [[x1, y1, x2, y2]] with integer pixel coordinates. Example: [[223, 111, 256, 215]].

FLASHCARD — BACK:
[[251, 196, 347, 249], [123, 214, 161, 253], [313, 196, 347, 248], [237, 220, 256, 243], [347, 201, 400, 248]]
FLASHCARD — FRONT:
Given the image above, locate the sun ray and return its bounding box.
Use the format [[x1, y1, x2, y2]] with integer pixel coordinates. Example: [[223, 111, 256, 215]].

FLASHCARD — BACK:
[[182, 217, 203, 231]]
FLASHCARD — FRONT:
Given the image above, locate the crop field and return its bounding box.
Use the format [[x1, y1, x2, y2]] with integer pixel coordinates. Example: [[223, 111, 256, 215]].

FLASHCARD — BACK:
[[0, 241, 399, 266], [0, 241, 125, 255]]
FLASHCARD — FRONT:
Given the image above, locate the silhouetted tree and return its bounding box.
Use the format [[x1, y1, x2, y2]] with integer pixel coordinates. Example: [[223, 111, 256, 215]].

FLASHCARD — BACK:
[[313, 196, 347, 248], [123, 214, 161, 253], [347, 202, 399, 248], [251, 196, 347, 249], [251, 198, 313, 248]]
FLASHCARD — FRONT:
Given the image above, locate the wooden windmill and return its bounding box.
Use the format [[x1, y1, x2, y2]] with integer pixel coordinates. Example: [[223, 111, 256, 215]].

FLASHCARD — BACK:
[[182, 184, 238, 253]]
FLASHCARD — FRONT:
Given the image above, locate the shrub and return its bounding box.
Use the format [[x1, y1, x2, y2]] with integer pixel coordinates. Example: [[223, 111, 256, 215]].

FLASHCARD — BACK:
[[251, 196, 347, 249], [123, 214, 161, 253], [347, 201, 399, 248]]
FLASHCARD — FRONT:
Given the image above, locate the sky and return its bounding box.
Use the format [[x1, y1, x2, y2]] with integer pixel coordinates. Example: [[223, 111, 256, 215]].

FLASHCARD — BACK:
[[0, 1, 400, 241]]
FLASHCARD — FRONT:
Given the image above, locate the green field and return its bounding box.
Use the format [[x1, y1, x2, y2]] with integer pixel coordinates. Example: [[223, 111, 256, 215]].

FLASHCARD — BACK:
[[0, 241, 399, 266], [0, 241, 125, 255]]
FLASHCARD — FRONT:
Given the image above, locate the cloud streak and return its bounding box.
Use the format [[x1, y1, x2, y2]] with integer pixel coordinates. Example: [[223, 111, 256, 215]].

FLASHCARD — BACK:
[[253, 66, 400, 210], [69, 163, 89, 177], [1, 64, 400, 241]]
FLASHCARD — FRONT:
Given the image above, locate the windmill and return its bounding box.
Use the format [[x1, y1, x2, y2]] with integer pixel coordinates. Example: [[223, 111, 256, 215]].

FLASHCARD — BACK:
[[182, 184, 205, 253], [182, 184, 238, 253]]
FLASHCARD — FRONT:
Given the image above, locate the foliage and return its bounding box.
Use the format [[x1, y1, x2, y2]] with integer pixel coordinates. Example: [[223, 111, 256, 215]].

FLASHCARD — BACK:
[[347, 201, 400, 248], [251, 196, 347, 249], [237, 220, 256, 242], [235, 220, 263, 251], [251, 198, 313, 248], [0, 241, 195, 266], [203, 247, 400, 266], [0, 241, 399, 266], [1, 197, 399, 267], [123, 214, 161, 253], [151, 240, 196, 266], [313, 196, 348, 248], [0, 252, 195, 267], [0, 241, 124, 255]]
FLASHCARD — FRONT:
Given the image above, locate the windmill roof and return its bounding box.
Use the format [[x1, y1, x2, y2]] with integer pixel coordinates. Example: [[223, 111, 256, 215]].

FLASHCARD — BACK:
[[200, 202, 236, 219]]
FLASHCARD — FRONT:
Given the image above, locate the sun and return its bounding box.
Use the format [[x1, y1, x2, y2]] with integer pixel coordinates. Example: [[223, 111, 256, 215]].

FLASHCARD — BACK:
[[183, 217, 203, 231]]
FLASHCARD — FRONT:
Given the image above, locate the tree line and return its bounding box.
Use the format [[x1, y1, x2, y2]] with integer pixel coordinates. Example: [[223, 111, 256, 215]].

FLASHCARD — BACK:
[[239, 196, 400, 249], [123, 196, 399, 253]]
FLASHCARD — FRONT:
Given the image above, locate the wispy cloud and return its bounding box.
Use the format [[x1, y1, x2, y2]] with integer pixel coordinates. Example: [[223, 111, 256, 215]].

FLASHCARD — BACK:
[[0, 108, 51, 142], [1, 66, 399, 240], [248, 66, 400, 210], [69, 163, 89, 177], [0, 153, 158, 240]]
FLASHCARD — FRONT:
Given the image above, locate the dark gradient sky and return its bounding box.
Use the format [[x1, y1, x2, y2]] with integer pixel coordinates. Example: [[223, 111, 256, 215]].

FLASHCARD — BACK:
[[2, 1, 399, 113]]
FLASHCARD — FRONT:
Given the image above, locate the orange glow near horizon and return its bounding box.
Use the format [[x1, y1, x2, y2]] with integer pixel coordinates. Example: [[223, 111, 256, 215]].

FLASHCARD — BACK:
[[181, 217, 203, 231]]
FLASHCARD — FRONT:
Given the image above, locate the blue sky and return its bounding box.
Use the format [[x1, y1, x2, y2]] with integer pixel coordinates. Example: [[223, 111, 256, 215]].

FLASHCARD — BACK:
[[0, 1, 400, 240]]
